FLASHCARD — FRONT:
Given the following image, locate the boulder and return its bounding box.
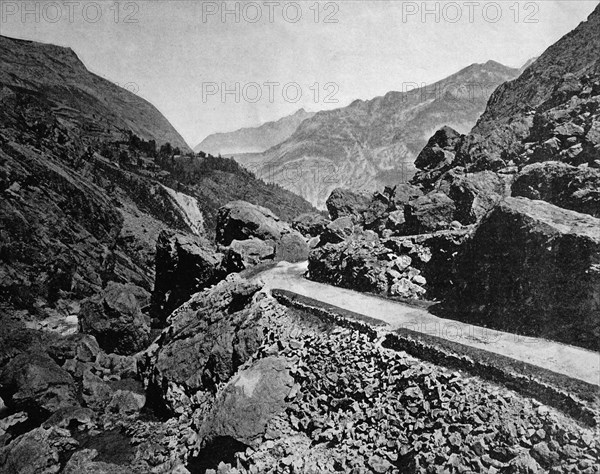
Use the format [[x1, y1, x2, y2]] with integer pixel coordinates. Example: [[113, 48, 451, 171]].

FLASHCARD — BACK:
[[512, 161, 600, 217], [0, 426, 78, 474], [79, 282, 151, 355], [152, 230, 225, 322], [140, 276, 267, 412], [198, 356, 294, 448], [275, 231, 309, 263], [0, 352, 79, 417], [216, 201, 288, 246], [292, 213, 331, 237], [414, 126, 462, 171], [452, 197, 600, 351], [404, 192, 456, 233], [325, 188, 371, 221], [319, 217, 355, 245], [222, 238, 276, 273], [216, 201, 308, 266], [447, 170, 512, 224]]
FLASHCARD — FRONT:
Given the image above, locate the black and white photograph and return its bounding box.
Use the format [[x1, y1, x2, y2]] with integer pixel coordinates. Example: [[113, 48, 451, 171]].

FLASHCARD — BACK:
[[0, 1, 599, 472]]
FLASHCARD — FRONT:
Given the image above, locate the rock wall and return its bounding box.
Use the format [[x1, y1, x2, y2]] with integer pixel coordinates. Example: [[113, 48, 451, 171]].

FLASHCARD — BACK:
[[451, 197, 600, 351]]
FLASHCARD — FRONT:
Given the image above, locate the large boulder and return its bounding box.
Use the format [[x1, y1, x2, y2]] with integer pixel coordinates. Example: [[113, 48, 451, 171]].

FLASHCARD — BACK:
[[79, 282, 151, 355], [197, 356, 294, 448], [222, 238, 276, 273], [0, 426, 78, 474], [140, 276, 269, 413], [216, 201, 288, 246], [512, 161, 600, 218], [0, 352, 79, 417], [404, 192, 456, 234], [325, 188, 371, 221], [446, 170, 512, 224], [152, 230, 225, 322], [275, 231, 309, 263], [452, 197, 600, 351], [292, 213, 331, 237], [216, 201, 308, 265]]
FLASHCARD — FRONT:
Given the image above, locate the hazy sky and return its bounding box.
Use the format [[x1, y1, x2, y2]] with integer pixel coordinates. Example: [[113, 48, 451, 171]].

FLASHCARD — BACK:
[[2, 1, 598, 146]]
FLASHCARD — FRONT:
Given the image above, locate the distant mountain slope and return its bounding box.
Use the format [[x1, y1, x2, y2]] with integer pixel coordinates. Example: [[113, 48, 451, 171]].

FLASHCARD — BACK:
[[0, 35, 190, 151], [241, 61, 520, 208], [194, 108, 315, 155]]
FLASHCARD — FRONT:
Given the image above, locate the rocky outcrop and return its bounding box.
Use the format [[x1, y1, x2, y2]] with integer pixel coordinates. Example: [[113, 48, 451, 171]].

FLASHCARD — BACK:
[[512, 161, 600, 218], [79, 282, 151, 355], [413, 126, 462, 190], [197, 356, 294, 447], [151, 230, 225, 322], [216, 201, 308, 269], [141, 276, 268, 413], [309, 227, 472, 301], [451, 197, 600, 351]]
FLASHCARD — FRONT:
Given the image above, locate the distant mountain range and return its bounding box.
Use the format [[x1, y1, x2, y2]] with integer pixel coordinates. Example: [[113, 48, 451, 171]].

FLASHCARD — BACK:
[[194, 108, 315, 156], [232, 60, 521, 208]]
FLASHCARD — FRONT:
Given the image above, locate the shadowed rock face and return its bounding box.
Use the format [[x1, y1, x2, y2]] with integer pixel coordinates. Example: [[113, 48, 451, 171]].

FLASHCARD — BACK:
[[79, 282, 151, 355], [451, 197, 600, 351], [151, 230, 225, 323]]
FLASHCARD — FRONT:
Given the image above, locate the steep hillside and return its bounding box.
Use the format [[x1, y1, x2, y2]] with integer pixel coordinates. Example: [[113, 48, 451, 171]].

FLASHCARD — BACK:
[[194, 108, 315, 155], [242, 61, 519, 208], [0, 35, 316, 322], [0, 35, 190, 151], [455, 5, 600, 168]]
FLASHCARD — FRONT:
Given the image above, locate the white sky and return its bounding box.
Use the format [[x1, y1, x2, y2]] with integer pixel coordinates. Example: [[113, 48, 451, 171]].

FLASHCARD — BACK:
[[1, 1, 598, 147]]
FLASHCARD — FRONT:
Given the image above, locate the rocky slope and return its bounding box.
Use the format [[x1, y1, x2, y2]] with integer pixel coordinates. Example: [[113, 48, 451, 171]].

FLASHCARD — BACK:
[[445, 5, 600, 172], [195, 108, 315, 156], [239, 61, 520, 208]]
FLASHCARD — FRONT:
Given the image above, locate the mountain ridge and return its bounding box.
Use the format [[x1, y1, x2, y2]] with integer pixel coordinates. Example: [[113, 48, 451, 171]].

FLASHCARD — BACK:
[[237, 60, 520, 208], [194, 108, 315, 155], [0, 34, 191, 151]]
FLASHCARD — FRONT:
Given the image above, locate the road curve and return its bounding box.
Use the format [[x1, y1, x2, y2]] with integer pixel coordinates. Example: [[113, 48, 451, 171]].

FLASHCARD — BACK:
[[254, 261, 600, 387]]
